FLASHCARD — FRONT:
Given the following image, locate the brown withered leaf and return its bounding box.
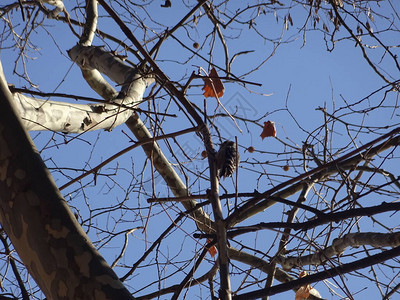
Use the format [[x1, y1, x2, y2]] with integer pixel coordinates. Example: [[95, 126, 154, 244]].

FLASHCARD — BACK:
[[206, 239, 217, 258], [202, 67, 225, 98], [260, 121, 276, 140], [295, 271, 322, 300]]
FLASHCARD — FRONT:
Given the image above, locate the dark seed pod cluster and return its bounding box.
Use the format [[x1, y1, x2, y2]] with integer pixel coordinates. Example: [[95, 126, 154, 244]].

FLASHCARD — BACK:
[[216, 141, 239, 179]]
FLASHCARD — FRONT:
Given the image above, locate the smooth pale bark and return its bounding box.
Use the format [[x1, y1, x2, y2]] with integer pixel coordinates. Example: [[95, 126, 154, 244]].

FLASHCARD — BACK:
[[277, 231, 400, 270], [0, 62, 134, 299], [10, 44, 152, 133], [67, 45, 136, 86], [11, 82, 145, 133], [42, 0, 65, 18]]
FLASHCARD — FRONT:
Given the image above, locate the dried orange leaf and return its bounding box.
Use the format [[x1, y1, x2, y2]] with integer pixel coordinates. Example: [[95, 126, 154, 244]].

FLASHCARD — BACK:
[[260, 121, 276, 140], [299, 271, 307, 278], [295, 285, 311, 300], [295, 285, 322, 300], [295, 271, 322, 300], [202, 67, 225, 98], [206, 239, 217, 258]]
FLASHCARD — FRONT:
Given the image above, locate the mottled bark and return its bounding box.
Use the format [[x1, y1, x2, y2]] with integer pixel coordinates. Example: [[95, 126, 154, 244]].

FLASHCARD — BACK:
[[0, 62, 134, 299]]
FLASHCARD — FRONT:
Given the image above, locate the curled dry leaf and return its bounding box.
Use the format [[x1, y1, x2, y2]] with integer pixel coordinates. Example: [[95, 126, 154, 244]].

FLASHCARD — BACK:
[[206, 239, 217, 258], [295, 271, 322, 300], [260, 121, 276, 140], [202, 67, 225, 98]]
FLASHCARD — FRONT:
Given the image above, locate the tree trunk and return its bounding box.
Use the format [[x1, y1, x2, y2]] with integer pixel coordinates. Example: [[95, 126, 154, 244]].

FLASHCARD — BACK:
[[0, 62, 134, 299]]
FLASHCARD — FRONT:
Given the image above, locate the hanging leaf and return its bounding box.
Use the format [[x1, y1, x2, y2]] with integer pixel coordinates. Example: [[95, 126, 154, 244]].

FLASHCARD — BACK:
[[295, 271, 322, 300], [206, 239, 217, 258], [366, 21, 373, 33], [334, 16, 340, 30], [335, 0, 344, 7], [202, 67, 225, 98], [284, 16, 289, 30], [295, 285, 311, 300], [368, 7, 374, 22], [288, 14, 293, 26], [328, 10, 333, 20], [357, 25, 363, 35], [260, 121, 276, 140]]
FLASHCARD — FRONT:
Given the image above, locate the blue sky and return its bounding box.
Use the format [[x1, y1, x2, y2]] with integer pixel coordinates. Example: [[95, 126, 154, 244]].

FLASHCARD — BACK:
[[1, 1, 400, 299]]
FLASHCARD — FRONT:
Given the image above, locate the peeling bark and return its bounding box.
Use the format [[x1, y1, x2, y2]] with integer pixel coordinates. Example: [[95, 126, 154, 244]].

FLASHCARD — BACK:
[[0, 62, 134, 299]]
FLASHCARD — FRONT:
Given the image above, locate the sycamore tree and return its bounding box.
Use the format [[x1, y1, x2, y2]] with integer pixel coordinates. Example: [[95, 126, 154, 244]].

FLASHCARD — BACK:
[[0, 0, 400, 299]]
